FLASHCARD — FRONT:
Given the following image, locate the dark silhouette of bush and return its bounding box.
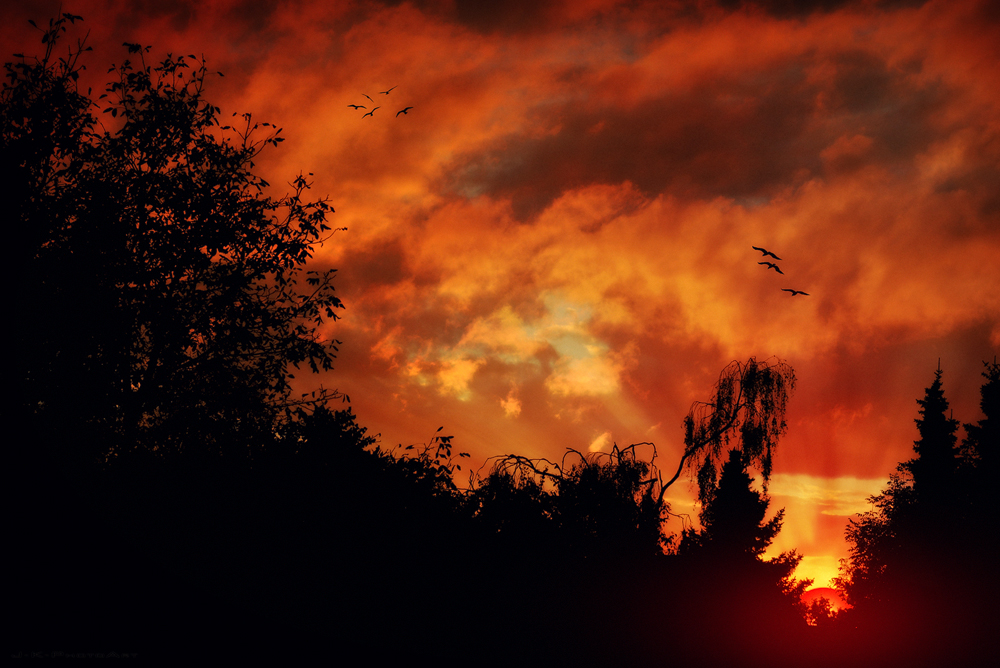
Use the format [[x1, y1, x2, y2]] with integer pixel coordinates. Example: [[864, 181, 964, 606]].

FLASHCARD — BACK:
[[455, 360, 806, 666]]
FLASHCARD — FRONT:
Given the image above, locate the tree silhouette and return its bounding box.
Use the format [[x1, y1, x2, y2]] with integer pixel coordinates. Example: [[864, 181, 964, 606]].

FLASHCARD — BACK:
[[836, 363, 1000, 667], [683, 448, 784, 559], [675, 448, 809, 666], [551, 444, 668, 558], [5, 16, 343, 468], [960, 358, 999, 520], [473, 442, 669, 559], [679, 447, 806, 607], [665, 356, 795, 509], [804, 596, 840, 629], [907, 366, 960, 508], [840, 366, 962, 609], [472, 357, 796, 562]]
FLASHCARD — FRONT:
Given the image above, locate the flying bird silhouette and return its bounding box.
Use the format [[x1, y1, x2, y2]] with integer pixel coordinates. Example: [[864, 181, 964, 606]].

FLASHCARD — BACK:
[[752, 246, 782, 260], [396, 106, 414, 117], [363, 94, 374, 103], [380, 86, 398, 95], [362, 106, 380, 118], [759, 262, 784, 274], [781, 289, 810, 296], [347, 104, 366, 110]]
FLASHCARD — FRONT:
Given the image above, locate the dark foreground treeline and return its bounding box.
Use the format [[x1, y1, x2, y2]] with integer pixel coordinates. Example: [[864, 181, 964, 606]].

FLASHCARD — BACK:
[[14, 410, 809, 665], [11, 365, 998, 666], [7, 15, 997, 665]]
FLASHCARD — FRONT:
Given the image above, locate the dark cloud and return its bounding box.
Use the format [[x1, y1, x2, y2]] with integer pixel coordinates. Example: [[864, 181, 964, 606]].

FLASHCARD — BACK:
[[443, 66, 823, 218], [221, 0, 284, 35], [715, 0, 929, 18], [107, 0, 199, 33], [821, 50, 947, 169], [442, 43, 956, 219], [452, 0, 559, 33], [339, 237, 408, 295]]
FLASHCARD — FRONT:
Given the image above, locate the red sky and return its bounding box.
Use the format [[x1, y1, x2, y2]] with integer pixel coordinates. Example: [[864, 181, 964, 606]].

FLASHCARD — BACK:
[[6, 0, 998, 588]]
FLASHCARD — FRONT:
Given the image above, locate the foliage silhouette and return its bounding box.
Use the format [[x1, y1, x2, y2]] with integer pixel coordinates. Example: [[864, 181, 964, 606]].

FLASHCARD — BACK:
[[472, 442, 670, 559], [681, 448, 786, 560], [907, 365, 960, 507], [669, 356, 795, 508], [474, 357, 796, 562], [960, 358, 999, 521], [804, 596, 840, 629], [6, 15, 343, 469], [676, 448, 809, 662], [835, 361, 1000, 667]]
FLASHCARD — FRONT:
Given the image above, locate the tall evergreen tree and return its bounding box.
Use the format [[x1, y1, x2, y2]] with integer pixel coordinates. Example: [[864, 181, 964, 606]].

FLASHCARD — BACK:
[[676, 448, 807, 662], [837, 364, 998, 667], [961, 359, 999, 481], [907, 366, 960, 508], [686, 448, 784, 559]]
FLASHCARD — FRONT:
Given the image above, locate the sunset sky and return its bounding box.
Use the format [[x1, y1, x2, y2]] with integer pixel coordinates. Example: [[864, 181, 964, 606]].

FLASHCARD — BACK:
[[6, 0, 999, 588]]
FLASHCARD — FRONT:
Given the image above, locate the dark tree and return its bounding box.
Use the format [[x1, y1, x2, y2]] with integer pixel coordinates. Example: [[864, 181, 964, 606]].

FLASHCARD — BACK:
[[839, 367, 961, 609], [679, 447, 806, 607], [473, 357, 797, 561], [665, 356, 796, 509], [838, 469, 912, 607], [473, 442, 669, 559], [7, 19, 357, 661], [907, 366, 960, 507], [675, 448, 809, 666], [683, 448, 784, 559], [836, 364, 1000, 667], [552, 444, 669, 558], [961, 358, 999, 502], [5, 16, 343, 468]]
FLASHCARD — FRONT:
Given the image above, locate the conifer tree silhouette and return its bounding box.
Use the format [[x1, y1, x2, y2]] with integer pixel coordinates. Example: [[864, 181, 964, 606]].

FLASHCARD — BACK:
[[837, 363, 999, 667], [907, 366, 960, 509], [686, 448, 784, 559]]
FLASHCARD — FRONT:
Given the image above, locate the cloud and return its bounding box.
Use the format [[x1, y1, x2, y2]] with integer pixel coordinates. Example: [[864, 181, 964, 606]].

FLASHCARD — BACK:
[[500, 385, 522, 418], [768, 473, 888, 516], [589, 430, 612, 452]]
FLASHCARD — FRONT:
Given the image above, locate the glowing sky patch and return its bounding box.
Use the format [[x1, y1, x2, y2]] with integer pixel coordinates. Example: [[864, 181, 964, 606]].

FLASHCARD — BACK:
[[769, 473, 888, 517]]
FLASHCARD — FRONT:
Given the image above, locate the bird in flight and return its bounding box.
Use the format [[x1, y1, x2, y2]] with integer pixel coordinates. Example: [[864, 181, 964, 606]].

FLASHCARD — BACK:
[[752, 246, 782, 260], [759, 262, 784, 274], [348, 104, 366, 110], [781, 289, 810, 296], [362, 107, 380, 118], [396, 107, 414, 117], [380, 86, 398, 95], [363, 94, 374, 103]]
